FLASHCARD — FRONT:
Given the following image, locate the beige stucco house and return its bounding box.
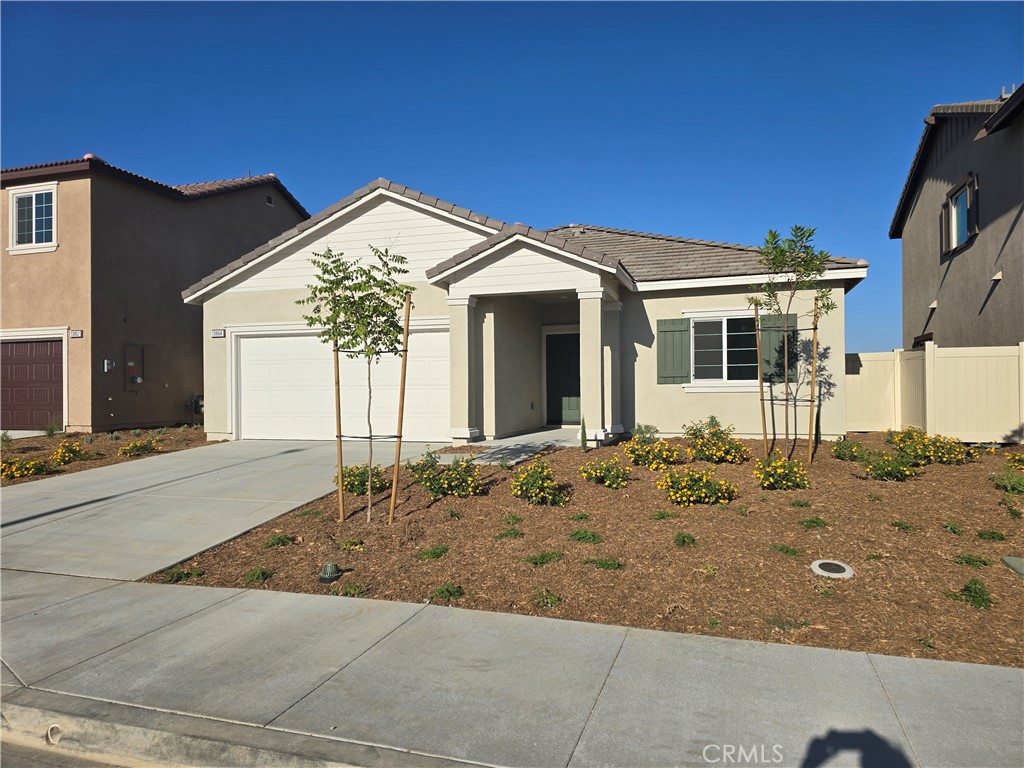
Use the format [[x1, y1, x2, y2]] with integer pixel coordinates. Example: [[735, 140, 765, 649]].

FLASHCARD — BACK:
[[1, 154, 308, 432], [183, 179, 868, 444]]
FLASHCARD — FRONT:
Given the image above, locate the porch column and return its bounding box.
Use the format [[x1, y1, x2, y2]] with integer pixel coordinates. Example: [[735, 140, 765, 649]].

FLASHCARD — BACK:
[[603, 301, 622, 435], [578, 289, 606, 441], [448, 296, 480, 444]]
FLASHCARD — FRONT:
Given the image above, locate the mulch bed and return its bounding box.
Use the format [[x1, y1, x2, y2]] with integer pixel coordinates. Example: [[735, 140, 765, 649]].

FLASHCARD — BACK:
[[1, 426, 212, 486], [146, 433, 1024, 668]]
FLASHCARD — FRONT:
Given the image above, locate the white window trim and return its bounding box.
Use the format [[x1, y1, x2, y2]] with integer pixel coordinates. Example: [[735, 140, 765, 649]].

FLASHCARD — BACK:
[[7, 181, 59, 254], [950, 186, 969, 249], [682, 310, 761, 392]]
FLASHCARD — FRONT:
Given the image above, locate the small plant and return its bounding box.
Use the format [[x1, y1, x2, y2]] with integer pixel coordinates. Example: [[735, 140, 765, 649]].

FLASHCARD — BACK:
[[867, 493, 882, 502], [631, 424, 659, 443], [862, 451, 917, 482], [814, 582, 833, 597], [129, 429, 142, 437], [523, 551, 563, 567], [340, 582, 367, 597], [657, 467, 739, 506], [649, 510, 679, 520], [534, 588, 561, 608], [294, 508, 323, 518], [753, 453, 809, 490], [409, 452, 483, 500], [953, 553, 991, 569], [0, 431, 12, 450], [244, 567, 274, 584], [42, 418, 61, 438], [498, 460, 513, 471], [335, 463, 390, 496], [708, 618, 722, 627], [942, 522, 964, 535], [1001, 494, 1022, 519], [154, 427, 168, 436], [577, 455, 630, 489], [623, 435, 680, 470], [683, 416, 750, 464], [674, 531, 697, 547], [580, 418, 588, 451], [109, 432, 121, 441], [771, 544, 802, 556], [164, 566, 204, 584], [49, 439, 84, 466], [503, 514, 524, 526], [496, 527, 524, 539], [418, 545, 449, 561], [339, 537, 364, 551], [735, 504, 749, 517], [764, 615, 809, 631], [568, 512, 590, 521], [992, 466, 1024, 495], [263, 532, 295, 548], [790, 500, 812, 508], [569, 529, 602, 544], [583, 557, 624, 570], [949, 578, 993, 610], [891, 520, 915, 532], [865, 553, 886, 561], [798, 517, 827, 530], [447, 508, 462, 519], [1, 458, 51, 479], [918, 636, 935, 649], [695, 563, 718, 575], [831, 438, 863, 462], [118, 438, 159, 457], [977, 530, 1006, 541], [82, 434, 94, 444], [429, 583, 464, 602], [510, 459, 569, 506]]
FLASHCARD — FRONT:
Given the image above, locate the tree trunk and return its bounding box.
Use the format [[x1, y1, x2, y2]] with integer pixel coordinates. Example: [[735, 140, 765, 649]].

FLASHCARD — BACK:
[[366, 357, 373, 523]]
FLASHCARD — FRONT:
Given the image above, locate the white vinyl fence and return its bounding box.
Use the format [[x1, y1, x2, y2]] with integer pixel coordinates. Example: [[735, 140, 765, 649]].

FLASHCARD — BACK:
[[845, 342, 1024, 443]]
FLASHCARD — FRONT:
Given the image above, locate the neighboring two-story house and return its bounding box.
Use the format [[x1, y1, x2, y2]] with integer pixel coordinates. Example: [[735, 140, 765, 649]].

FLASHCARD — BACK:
[[1, 154, 308, 432], [890, 87, 1024, 349]]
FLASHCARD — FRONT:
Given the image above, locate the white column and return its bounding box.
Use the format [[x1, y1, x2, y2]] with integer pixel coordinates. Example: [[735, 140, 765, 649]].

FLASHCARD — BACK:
[[578, 288, 605, 442], [603, 301, 622, 434], [448, 297, 479, 443]]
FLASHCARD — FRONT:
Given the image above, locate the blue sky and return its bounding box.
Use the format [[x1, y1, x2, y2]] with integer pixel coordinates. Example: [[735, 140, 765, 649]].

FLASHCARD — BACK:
[[3, 2, 1021, 351]]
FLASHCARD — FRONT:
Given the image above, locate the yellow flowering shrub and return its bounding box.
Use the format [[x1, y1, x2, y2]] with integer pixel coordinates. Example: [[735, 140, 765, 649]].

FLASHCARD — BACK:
[[334, 463, 390, 495], [50, 439, 84, 466], [753, 453, 809, 490], [656, 467, 738, 506], [578, 455, 630, 490], [623, 437, 680, 471], [1, 458, 51, 479], [117, 438, 159, 457], [683, 416, 750, 464], [886, 427, 978, 466], [409, 452, 482, 500], [510, 459, 569, 506], [1005, 452, 1024, 471]]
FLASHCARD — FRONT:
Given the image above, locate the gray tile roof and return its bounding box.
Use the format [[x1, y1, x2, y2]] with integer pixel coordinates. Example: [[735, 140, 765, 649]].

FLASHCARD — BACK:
[[183, 178, 510, 299]]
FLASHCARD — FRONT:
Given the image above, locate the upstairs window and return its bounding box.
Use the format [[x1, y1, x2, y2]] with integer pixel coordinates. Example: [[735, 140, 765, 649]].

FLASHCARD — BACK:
[[7, 183, 58, 253], [941, 174, 978, 255]]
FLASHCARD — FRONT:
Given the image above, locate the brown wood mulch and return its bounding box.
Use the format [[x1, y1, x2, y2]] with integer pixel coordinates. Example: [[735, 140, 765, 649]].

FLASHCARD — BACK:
[[1, 426, 213, 486], [145, 432, 1024, 668]]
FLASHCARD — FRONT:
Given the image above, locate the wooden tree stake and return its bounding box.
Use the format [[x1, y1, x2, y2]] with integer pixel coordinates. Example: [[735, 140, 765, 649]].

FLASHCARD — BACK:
[[754, 303, 769, 458], [333, 345, 345, 524], [807, 298, 820, 464], [388, 293, 412, 526]]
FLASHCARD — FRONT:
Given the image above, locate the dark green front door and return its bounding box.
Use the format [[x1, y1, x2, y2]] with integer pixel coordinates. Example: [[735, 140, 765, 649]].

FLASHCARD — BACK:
[[546, 333, 580, 424]]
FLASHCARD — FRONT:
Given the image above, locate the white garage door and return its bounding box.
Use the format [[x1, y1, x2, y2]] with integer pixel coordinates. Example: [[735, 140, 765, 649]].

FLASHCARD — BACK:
[[237, 330, 450, 441]]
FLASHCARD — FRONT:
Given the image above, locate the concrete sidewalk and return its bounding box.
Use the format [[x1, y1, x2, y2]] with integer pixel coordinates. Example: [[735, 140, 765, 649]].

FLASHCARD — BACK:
[[2, 571, 1022, 768]]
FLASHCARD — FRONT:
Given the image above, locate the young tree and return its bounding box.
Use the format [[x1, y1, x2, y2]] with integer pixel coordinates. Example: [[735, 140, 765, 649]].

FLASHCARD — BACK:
[[298, 245, 413, 522], [749, 226, 836, 457]]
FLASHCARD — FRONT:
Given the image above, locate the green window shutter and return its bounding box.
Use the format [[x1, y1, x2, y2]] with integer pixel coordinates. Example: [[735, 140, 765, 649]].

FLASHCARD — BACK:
[[657, 318, 690, 384], [760, 314, 798, 384]]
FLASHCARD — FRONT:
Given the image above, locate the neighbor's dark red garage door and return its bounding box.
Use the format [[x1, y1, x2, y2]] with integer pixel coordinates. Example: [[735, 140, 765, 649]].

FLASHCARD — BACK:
[[1, 340, 63, 430]]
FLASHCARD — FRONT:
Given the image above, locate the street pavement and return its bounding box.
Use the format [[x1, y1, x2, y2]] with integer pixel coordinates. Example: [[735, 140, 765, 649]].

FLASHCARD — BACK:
[[1, 439, 1022, 767]]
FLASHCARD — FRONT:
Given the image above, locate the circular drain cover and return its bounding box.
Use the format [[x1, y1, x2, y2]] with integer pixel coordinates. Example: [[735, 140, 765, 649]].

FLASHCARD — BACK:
[[811, 559, 854, 579]]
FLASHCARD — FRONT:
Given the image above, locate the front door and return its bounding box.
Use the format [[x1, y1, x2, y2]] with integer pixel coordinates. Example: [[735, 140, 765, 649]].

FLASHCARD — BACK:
[[545, 333, 580, 425]]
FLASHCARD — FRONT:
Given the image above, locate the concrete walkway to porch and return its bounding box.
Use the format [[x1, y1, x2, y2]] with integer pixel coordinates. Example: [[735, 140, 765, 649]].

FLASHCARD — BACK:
[[438, 427, 593, 466]]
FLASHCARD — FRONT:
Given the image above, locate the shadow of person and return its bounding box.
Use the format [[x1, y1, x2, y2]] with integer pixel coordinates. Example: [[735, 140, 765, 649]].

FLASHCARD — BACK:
[[799, 729, 912, 768]]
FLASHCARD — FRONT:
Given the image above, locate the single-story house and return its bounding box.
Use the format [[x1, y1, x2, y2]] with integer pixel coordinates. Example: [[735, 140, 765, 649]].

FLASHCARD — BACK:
[[183, 179, 868, 444]]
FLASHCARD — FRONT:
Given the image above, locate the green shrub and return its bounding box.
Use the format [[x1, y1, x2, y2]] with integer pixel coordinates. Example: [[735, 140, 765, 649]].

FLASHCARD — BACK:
[[523, 551, 563, 567], [577, 455, 630, 489], [950, 578, 993, 610], [118, 438, 159, 457], [164, 566, 204, 583], [0, 431, 12, 451], [753, 453, 809, 490], [510, 459, 569, 506], [674, 531, 697, 547], [263, 533, 294, 548], [42, 418, 61, 438], [429, 583, 464, 601], [339, 582, 367, 597], [568, 513, 590, 521], [992, 466, 1024, 495], [683, 416, 750, 464], [569, 529, 602, 544], [335, 463, 390, 496], [1, 458, 51, 479], [862, 451, 917, 482], [631, 424, 659, 443], [503, 514, 523, 526], [953, 553, 991, 569], [583, 558, 623, 570], [657, 467, 739, 506], [109, 432, 121, 441], [831, 438, 863, 462], [977, 530, 1006, 541], [534, 588, 561, 607], [418, 545, 449, 561], [1001, 493, 1022, 519], [943, 522, 964, 535], [129, 429, 142, 438], [798, 517, 827, 530], [623, 436, 680, 470], [244, 567, 274, 584], [409, 452, 482, 500]]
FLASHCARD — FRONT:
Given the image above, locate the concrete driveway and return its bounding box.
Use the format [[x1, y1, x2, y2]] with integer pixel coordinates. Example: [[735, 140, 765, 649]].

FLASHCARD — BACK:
[[0, 439, 430, 580]]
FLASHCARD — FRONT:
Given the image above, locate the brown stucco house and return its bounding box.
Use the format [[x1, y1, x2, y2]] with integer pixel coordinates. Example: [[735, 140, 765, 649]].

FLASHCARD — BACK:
[[890, 87, 1024, 348], [1, 154, 309, 431], [183, 179, 867, 445]]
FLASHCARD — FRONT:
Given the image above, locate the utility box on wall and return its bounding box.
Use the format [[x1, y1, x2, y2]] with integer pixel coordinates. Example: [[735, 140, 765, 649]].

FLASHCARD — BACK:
[[124, 344, 141, 391]]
